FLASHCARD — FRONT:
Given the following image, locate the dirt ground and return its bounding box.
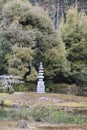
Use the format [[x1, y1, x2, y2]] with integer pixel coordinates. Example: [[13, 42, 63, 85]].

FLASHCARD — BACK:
[[0, 92, 87, 112], [0, 120, 87, 130]]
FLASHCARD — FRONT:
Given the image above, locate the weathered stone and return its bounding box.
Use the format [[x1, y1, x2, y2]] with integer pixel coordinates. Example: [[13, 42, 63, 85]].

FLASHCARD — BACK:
[[17, 120, 28, 128], [37, 62, 45, 93]]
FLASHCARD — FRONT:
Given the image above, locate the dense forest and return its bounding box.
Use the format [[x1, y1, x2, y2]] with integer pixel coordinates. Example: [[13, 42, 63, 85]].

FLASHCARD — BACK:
[[0, 0, 87, 90]]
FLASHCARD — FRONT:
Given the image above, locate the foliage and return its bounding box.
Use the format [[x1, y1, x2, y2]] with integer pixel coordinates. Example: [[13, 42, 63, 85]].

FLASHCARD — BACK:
[[44, 33, 70, 83], [60, 7, 87, 86], [0, 87, 7, 93], [0, 0, 9, 23], [60, 7, 87, 48], [0, 108, 19, 120], [4, 100, 13, 107], [0, 0, 56, 81], [0, 0, 68, 84], [6, 46, 37, 81], [67, 42, 87, 86], [30, 105, 50, 122], [29, 0, 87, 24], [14, 84, 28, 92], [0, 92, 87, 123], [0, 0, 87, 88], [0, 37, 12, 74], [45, 80, 55, 93], [0, 106, 86, 124], [29, 105, 86, 124]]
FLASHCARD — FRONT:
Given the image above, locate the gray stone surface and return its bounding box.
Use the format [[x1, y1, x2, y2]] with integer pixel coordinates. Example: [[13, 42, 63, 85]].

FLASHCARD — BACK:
[[37, 62, 45, 93]]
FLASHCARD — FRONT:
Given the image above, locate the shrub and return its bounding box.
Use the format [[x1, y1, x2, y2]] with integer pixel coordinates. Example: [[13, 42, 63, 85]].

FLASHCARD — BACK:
[[29, 105, 86, 124], [0, 107, 19, 120], [45, 80, 55, 93], [0, 87, 7, 93], [69, 115, 85, 124], [14, 84, 28, 92], [30, 105, 50, 122], [50, 110, 69, 123], [4, 100, 13, 107]]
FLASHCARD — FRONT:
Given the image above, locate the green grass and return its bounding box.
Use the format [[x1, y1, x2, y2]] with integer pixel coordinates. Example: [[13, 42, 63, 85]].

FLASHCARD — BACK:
[[0, 92, 87, 124], [29, 105, 87, 124], [0, 108, 19, 120], [0, 105, 86, 124]]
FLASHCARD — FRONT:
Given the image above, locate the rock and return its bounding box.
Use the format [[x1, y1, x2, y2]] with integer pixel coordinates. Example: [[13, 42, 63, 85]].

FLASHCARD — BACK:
[[39, 97, 48, 100], [17, 120, 28, 128]]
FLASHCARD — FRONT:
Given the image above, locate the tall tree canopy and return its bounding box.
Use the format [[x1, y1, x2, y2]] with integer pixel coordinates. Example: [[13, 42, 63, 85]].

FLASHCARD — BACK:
[[0, 0, 68, 83], [60, 7, 87, 86], [0, 0, 87, 87]]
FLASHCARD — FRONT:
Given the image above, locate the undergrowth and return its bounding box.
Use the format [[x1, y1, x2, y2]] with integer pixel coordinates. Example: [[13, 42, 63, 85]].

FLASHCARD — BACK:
[[29, 105, 87, 124], [0, 104, 87, 124]]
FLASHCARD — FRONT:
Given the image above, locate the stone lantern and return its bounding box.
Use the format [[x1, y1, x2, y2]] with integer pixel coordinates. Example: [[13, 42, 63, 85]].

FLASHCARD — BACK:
[[37, 62, 45, 93]]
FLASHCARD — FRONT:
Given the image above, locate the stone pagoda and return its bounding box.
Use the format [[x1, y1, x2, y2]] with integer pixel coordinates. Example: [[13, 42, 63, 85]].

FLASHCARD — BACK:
[[37, 62, 45, 93]]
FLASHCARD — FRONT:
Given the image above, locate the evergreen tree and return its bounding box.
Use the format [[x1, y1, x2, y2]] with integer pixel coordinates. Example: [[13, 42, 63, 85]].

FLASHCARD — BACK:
[[60, 7, 87, 86], [1, 0, 67, 83]]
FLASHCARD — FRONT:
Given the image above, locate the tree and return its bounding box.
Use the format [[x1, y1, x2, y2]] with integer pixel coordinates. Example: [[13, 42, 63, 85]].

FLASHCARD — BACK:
[[6, 46, 37, 81], [0, 0, 70, 84], [60, 7, 87, 48], [0, 0, 9, 22], [44, 32, 70, 83], [0, 0, 59, 82], [67, 42, 87, 86], [55, 0, 60, 30], [60, 7, 87, 86], [0, 35, 12, 74]]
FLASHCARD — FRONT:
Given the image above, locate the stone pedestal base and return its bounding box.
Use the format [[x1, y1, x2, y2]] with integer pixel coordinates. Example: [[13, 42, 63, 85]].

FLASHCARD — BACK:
[[37, 80, 45, 93]]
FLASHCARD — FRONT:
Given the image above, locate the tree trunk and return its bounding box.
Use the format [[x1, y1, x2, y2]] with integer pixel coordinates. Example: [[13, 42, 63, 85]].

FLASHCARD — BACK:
[[34, 0, 38, 6], [55, 0, 60, 30], [43, 0, 49, 11]]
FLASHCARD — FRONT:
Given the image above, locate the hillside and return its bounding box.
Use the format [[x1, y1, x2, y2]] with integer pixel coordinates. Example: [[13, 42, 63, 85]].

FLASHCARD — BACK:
[[0, 92, 87, 130]]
